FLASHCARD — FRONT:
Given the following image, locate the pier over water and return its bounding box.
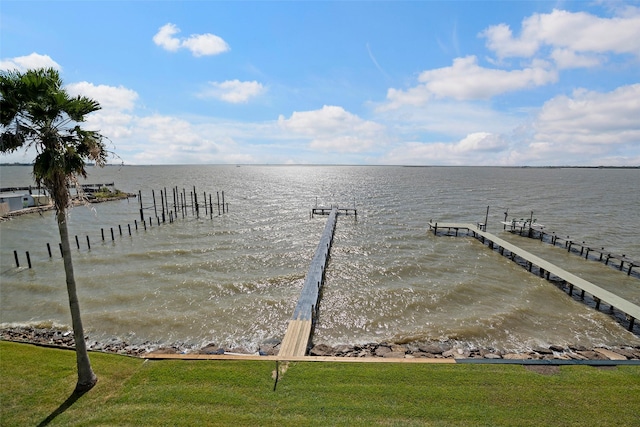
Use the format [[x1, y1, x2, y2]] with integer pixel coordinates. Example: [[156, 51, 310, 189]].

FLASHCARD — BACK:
[[428, 222, 640, 333], [279, 207, 340, 357]]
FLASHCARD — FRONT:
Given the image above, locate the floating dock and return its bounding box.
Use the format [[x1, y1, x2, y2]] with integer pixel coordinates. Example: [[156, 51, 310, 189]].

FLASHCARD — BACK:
[[428, 222, 640, 332]]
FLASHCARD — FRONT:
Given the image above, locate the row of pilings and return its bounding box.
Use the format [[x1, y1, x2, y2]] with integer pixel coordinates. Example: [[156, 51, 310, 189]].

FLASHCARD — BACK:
[[139, 186, 228, 223], [9, 185, 229, 270], [504, 221, 637, 278]]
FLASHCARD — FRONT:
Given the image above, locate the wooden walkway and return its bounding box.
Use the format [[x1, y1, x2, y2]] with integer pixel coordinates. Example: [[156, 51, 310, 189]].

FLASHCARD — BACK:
[[501, 220, 638, 276], [428, 222, 640, 332], [279, 207, 338, 357]]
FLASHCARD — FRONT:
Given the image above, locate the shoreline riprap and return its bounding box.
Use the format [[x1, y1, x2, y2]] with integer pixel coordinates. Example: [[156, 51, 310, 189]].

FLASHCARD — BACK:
[[2, 326, 639, 361]]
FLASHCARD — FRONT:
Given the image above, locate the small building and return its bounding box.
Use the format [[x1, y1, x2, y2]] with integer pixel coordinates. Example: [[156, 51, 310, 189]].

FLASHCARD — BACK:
[[0, 192, 49, 214]]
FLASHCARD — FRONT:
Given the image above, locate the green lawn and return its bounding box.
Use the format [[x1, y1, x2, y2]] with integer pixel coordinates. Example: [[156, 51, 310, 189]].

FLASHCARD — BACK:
[[1, 341, 639, 426]]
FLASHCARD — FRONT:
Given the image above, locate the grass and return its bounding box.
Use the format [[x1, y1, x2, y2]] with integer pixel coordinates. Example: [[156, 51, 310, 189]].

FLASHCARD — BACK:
[[1, 341, 639, 426]]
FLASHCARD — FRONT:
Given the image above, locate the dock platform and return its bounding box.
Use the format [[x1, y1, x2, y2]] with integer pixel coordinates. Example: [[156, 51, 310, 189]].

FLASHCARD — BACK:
[[428, 222, 640, 332]]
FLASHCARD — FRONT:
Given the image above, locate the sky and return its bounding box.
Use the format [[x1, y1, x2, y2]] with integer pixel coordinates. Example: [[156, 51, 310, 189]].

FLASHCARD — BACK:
[[1, 1, 639, 166]]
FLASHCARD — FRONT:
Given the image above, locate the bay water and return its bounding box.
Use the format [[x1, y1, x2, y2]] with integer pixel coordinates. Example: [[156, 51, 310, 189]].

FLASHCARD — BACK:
[[1, 165, 639, 352]]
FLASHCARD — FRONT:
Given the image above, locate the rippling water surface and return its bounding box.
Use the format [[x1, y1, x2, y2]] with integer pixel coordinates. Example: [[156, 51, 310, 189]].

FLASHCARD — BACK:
[[1, 165, 639, 351]]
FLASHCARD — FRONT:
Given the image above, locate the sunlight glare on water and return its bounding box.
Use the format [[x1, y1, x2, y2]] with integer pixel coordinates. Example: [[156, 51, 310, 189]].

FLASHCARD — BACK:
[[1, 165, 639, 351]]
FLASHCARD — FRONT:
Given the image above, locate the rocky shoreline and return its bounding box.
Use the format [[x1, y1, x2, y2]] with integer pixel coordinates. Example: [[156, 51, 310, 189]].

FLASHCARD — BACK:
[[2, 326, 640, 361]]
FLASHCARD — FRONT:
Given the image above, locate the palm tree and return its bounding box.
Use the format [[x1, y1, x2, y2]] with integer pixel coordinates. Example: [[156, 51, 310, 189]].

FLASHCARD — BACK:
[[1, 68, 107, 392]]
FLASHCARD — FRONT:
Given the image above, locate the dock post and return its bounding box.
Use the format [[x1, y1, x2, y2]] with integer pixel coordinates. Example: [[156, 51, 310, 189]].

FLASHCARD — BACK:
[[26, 251, 32, 269], [139, 190, 144, 222], [484, 206, 489, 231], [193, 186, 199, 218], [14, 250, 19, 268], [47, 243, 52, 258], [217, 192, 221, 216], [160, 190, 166, 223], [222, 191, 225, 214], [173, 187, 178, 219], [75, 235, 80, 249], [152, 190, 158, 219]]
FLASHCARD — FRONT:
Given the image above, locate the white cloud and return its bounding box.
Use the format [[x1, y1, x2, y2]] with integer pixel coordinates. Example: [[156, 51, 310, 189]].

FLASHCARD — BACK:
[[200, 80, 265, 103], [0, 53, 61, 72], [278, 105, 385, 153], [153, 23, 229, 57], [533, 84, 640, 147], [66, 82, 138, 111], [550, 48, 603, 69], [65, 82, 139, 140], [382, 56, 557, 109], [152, 23, 182, 52], [481, 9, 640, 60], [383, 132, 510, 165]]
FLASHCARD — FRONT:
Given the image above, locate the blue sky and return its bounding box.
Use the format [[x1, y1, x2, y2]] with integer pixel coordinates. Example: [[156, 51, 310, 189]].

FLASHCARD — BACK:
[[1, 1, 639, 166]]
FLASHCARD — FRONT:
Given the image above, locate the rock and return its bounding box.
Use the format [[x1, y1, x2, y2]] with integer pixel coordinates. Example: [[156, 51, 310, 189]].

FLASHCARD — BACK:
[[200, 345, 224, 355], [553, 354, 572, 360], [569, 344, 588, 352], [148, 347, 177, 355], [309, 343, 334, 357], [390, 344, 406, 354], [609, 348, 637, 359], [593, 348, 627, 360], [533, 346, 553, 355], [484, 353, 502, 359], [418, 345, 440, 354], [576, 350, 600, 360], [259, 345, 278, 356], [375, 346, 392, 357], [442, 348, 470, 359], [567, 352, 588, 360], [334, 345, 353, 355], [549, 345, 565, 352]]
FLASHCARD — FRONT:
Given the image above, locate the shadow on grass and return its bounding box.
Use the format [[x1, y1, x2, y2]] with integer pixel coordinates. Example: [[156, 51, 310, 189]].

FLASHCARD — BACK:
[[37, 389, 88, 427]]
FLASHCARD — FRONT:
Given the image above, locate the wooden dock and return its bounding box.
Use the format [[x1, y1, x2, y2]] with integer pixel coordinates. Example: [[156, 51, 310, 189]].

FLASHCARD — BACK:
[[501, 220, 638, 276], [428, 222, 640, 332], [279, 207, 338, 357]]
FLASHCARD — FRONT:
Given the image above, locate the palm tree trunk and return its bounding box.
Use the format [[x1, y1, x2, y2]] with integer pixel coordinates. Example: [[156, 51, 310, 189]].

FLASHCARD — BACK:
[[57, 208, 98, 392]]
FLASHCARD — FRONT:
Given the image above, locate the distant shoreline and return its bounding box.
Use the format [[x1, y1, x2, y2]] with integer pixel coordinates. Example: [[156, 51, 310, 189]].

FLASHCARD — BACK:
[[2, 163, 638, 169]]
